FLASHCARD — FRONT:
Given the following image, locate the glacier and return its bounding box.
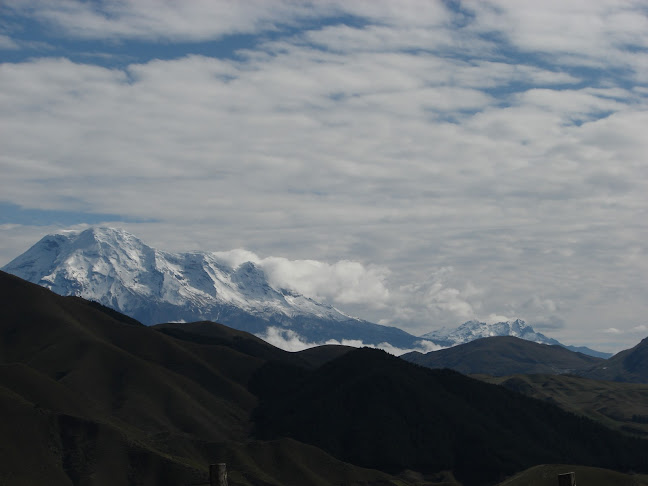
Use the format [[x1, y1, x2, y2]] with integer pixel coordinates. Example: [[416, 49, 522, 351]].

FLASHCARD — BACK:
[[2, 227, 424, 348]]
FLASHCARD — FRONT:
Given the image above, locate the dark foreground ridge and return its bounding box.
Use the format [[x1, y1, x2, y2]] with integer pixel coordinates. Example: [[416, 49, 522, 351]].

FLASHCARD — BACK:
[[2, 269, 648, 486], [251, 346, 648, 485]]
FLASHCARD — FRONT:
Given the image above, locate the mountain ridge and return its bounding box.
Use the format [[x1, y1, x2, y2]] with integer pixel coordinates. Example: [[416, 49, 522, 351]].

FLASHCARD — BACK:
[[421, 318, 560, 346], [2, 227, 427, 349], [402, 336, 604, 376], [580, 336, 648, 383], [421, 318, 611, 359]]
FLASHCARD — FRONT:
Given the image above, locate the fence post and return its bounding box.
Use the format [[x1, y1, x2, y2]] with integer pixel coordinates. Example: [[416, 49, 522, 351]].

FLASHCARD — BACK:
[[209, 463, 228, 486], [557, 471, 575, 486]]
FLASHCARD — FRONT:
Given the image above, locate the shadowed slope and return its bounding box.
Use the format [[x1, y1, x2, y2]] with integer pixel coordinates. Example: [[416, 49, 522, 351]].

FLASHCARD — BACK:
[[0, 271, 405, 486], [1, 270, 255, 441], [295, 344, 356, 368], [252, 347, 648, 486], [498, 464, 648, 486], [581, 336, 648, 383], [481, 373, 648, 438], [5, 270, 648, 486], [401, 336, 602, 376]]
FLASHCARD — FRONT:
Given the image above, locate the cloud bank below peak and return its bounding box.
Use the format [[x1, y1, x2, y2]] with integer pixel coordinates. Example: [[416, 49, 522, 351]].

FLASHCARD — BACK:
[[256, 326, 442, 356], [212, 249, 391, 308]]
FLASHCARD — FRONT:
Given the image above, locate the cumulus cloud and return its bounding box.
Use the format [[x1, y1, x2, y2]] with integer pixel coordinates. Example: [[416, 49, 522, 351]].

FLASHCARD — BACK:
[[531, 316, 566, 331], [599, 324, 648, 336], [210, 250, 390, 308], [1, 1, 648, 352], [0, 34, 19, 50], [513, 297, 566, 331], [603, 327, 623, 334], [256, 326, 442, 356], [400, 271, 477, 318], [485, 314, 514, 325], [262, 257, 390, 306], [2, 0, 330, 42], [468, 0, 648, 71]]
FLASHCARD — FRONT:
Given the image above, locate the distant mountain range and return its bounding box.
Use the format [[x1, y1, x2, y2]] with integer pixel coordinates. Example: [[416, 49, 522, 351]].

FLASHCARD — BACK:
[[404, 330, 648, 385], [2, 227, 609, 357], [422, 319, 612, 358], [2, 269, 648, 486], [421, 318, 556, 347], [402, 336, 604, 376]]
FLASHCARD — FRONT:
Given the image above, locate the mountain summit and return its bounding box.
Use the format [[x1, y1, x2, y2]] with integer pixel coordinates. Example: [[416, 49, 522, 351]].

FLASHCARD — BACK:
[[421, 318, 611, 359], [421, 318, 559, 347], [2, 227, 424, 349]]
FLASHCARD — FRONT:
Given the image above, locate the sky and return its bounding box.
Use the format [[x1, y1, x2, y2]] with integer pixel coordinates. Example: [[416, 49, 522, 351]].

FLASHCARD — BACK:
[[1, 0, 647, 353]]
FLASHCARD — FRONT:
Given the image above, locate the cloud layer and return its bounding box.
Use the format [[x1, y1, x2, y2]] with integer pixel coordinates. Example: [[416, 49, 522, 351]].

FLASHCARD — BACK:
[[1, 1, 647, 352], [257, 326, 442, 356]]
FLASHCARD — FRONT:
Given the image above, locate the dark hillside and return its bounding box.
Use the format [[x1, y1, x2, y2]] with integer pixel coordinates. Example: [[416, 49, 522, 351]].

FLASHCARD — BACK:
[[498, 464, 648, 486], [581, 336, 648, 383], [154, 320, 311, 368], [401, 336, 602, 376], [0, 271, 399, 485], [295, 344, 355, 367], [252, 347, 648, 486], [481, 373, 648, 438], [4, 270, 648, 486]]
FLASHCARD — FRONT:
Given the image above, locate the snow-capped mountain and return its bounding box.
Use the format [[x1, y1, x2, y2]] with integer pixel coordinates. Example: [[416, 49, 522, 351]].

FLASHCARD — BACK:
[[421, 319, 558, 347], [2, 227, 423, 348], [420, 319, 611, 359]]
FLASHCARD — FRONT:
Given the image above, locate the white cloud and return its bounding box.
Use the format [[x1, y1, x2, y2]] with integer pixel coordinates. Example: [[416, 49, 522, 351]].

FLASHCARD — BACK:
[[603, 327, 623, 334], [262, 257, 390, 306], [256, 326, 442, 356], [256, 327, 314, 353], [210, 250, 390, 308], [1, 1, 648, 353], [211, 249, 263, 269], [485, 314, 513, 325], [468, 1, 648, 69], [0, 34, 19, 50], [3, 0, 331, 42]]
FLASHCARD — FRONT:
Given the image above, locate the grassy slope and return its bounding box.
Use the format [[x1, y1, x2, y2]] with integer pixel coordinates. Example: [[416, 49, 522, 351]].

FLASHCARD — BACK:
[[402, 336, 602, 376], [480, 373, 648, 438], [582, 336, 648, 383], [498, 464, 648, 486]]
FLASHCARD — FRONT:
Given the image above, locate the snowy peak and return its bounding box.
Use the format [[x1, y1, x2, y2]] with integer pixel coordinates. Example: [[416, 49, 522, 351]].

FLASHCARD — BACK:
[[2, 227, 355, 326], [421, 318, 559, 347]]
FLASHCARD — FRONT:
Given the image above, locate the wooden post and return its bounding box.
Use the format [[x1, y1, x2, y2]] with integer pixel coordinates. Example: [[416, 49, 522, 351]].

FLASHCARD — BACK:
[[557, 471, 575, 486], [210, 463, 228, 486]]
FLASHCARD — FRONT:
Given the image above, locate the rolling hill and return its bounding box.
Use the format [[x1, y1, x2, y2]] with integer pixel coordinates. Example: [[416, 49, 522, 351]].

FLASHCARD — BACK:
[[0, 270, 401, 486], [580, 336, 648, 383], [251, 346, 648, 485], [3, 269, 648, 486], [401, 336, 603, 376], [498, 464, 648, 486], [482, 373, 648, 438]]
